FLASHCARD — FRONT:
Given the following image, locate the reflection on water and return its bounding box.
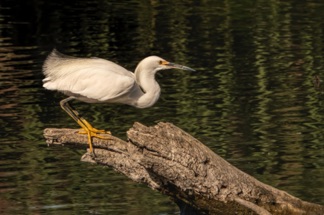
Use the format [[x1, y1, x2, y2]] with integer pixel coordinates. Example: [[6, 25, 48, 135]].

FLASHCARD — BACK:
[[0, 0, 324, 214]]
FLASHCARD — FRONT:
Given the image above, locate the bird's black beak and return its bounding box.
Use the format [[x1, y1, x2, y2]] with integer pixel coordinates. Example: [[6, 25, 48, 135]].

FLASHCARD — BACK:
[[162, 61, 195, 72]]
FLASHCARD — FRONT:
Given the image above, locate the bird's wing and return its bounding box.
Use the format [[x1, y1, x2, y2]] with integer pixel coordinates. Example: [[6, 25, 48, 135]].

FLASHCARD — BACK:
[[43, 50, 136, 102]]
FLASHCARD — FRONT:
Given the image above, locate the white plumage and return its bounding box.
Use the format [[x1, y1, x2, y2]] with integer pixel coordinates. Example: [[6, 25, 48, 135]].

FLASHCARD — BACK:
[[43, 50, 138, 105], [42, 49, 194, 154]]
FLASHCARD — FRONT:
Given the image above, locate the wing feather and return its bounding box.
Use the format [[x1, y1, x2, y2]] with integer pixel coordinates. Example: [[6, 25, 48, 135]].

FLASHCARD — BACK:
[[43, 50, 136, 102]]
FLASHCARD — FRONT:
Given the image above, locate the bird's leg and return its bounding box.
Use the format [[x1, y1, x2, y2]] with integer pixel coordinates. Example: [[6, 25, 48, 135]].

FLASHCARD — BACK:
[[65, 105, 105, 133], [60, 97, 95, 154], [61, 98, 111, 135], [78, 118, 111, 135], [59, 97, 111, 155], [68, 107, 112, 139]]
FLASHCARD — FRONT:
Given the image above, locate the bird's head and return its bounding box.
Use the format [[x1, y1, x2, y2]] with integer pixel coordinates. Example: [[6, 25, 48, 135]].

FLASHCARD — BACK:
[[135, 56, 195, 75]]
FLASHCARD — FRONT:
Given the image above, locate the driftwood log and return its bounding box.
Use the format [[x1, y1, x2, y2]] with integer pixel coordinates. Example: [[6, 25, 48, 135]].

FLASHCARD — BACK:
[[44, 122, 324, 215]]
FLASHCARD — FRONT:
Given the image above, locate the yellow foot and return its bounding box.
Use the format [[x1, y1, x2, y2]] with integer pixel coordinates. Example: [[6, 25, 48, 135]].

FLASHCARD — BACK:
[[78, 128, 112, 139], [78, 118, 111, 135], [78, 128, 112, 157], [76, 118, 112, 155]]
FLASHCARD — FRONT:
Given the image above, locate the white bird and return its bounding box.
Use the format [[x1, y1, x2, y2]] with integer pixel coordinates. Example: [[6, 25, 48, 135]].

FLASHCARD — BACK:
[[42, 49, 195, 155]]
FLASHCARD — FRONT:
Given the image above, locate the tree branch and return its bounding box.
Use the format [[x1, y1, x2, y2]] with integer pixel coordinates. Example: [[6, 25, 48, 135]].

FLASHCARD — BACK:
[[44, 122, 324, 215]]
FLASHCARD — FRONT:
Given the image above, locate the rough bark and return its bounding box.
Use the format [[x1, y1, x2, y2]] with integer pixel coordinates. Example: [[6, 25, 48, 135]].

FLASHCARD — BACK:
[[43, 122, 324, 215]]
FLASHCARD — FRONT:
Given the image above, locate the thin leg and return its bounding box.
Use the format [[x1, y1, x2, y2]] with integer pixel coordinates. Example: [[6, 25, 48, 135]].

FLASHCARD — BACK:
[[59, 96, 110, 155], [65, 101, 111, 135]]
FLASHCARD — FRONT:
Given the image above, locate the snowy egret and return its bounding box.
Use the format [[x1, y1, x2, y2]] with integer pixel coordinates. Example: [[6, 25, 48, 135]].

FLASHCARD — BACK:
[[42, 49, 195, 154]]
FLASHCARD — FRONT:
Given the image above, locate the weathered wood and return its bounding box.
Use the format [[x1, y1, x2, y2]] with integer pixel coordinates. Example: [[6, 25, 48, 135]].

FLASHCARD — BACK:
[[44, 122, 324, 215]]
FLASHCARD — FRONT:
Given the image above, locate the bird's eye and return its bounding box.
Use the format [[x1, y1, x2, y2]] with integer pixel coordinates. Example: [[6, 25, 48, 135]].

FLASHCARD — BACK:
[[159, 60, 163, 65]]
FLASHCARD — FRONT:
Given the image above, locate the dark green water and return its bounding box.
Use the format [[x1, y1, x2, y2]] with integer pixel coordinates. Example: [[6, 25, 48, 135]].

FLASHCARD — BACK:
[[0, 0, 323, 214]]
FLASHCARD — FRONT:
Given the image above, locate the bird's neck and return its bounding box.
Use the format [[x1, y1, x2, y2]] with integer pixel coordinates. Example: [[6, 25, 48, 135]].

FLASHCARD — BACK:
[[134, 68, 161, 108]]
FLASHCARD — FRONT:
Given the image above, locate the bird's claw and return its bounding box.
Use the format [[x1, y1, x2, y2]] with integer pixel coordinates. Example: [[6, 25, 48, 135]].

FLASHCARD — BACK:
[[78, 128, 112, 139]]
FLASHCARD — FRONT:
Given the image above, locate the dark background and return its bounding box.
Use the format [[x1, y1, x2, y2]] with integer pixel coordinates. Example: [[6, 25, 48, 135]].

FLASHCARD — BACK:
[[0, 0, 323, 214]]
